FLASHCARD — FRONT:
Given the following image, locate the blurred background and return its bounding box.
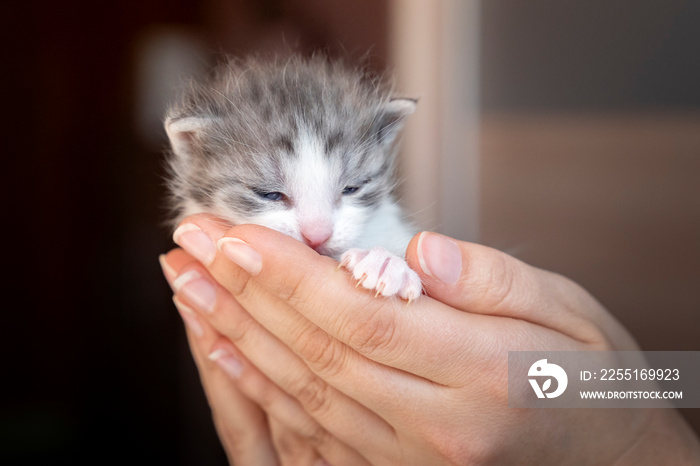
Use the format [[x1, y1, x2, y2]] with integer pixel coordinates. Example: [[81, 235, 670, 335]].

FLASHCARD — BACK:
[[3, 0, 699, 464]]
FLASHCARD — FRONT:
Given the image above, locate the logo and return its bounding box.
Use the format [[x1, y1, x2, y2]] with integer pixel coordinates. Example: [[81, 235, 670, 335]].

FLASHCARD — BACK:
[[528, 359, 568, 398]]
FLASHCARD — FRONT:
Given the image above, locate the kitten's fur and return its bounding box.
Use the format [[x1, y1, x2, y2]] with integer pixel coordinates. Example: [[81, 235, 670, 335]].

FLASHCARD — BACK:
[[165, 55, 421, 300]]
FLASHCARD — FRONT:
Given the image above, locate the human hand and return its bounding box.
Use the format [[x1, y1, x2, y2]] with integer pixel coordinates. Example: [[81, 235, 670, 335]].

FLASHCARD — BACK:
[[161, 215, 700, 465], [162, 253, 283, 465], [162, 245, 347, 465]]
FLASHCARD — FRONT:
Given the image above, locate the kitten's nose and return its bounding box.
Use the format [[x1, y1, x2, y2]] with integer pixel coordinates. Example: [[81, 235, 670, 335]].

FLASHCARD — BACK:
[[301, 222, 333, 249]]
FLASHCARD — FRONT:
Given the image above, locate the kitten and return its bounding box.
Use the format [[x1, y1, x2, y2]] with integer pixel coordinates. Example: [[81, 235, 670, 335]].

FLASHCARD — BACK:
[[165, 55, 422, 300]]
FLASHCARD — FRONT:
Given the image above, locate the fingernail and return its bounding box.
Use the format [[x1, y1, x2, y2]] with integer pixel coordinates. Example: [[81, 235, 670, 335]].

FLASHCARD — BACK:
[[217, 238, 262, 275], [173, 270, 216, 313], [416, 232, 462, 284], [173, 223, 217, 265], [208, 348, 243, 379], [172, 296, 204, 337], [159, 254, 177, 284]]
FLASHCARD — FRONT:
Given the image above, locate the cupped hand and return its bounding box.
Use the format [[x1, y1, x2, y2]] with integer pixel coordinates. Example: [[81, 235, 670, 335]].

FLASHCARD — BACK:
[[162, 244, 350, 465], [162, 214, 700, 465]]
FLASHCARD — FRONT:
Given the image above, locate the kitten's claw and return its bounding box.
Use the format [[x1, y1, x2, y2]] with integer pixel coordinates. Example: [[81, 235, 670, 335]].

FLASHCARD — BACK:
[[340, 247, 422, 301], [374, 282, 386, 298]]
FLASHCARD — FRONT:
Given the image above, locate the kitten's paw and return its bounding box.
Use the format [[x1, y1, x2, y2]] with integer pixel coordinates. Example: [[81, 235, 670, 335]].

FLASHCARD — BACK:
[[340, 247, 422, 301]]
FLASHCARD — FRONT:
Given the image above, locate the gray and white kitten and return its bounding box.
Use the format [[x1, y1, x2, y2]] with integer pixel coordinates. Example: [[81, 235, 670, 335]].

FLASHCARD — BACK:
[[165, 55, 421, 300]]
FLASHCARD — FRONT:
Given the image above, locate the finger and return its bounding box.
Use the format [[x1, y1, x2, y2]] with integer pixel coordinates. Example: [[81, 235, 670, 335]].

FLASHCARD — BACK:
[[171, 298, 279, 465], [208, 342, 370, 466], [267, 417, 317, 466], [405, 231, 619, 345], [162, 250, 392, 463], [164, 248, 280, 463], [176, 288, 366, 466]]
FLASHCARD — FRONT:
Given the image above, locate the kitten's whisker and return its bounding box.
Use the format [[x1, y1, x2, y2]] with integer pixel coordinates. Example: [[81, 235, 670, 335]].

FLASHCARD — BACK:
[[400, 201, 437, 220]]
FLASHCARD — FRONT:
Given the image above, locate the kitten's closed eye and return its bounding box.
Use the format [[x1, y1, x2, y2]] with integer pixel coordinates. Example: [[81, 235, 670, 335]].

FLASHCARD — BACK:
[[257, 181, 370, 201], [342, 179, 371, 196], [255, 190, 288, 202]]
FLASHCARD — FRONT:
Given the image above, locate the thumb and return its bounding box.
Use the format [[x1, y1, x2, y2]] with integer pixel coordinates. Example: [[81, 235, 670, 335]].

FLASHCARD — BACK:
[[405, 232, 613, 345], [406, 232, 531, 315]]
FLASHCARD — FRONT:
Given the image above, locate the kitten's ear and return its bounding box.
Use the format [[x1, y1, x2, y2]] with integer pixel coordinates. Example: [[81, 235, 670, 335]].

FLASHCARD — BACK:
[[165, 116, 211, 158], [374, 98, 417, 145]]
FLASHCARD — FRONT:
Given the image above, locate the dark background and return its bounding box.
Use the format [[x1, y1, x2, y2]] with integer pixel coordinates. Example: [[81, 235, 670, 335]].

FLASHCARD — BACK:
[[2, 0, 698, 464], [3, 1, 388, 464]]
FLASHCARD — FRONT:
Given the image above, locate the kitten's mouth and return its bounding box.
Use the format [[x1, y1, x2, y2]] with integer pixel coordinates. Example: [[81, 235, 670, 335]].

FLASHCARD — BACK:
[[312, 244, 342, 261]]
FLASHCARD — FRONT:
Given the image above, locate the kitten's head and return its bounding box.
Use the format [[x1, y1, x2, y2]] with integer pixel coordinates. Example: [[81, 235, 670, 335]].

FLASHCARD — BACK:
[[165, 55, 415, 259]]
